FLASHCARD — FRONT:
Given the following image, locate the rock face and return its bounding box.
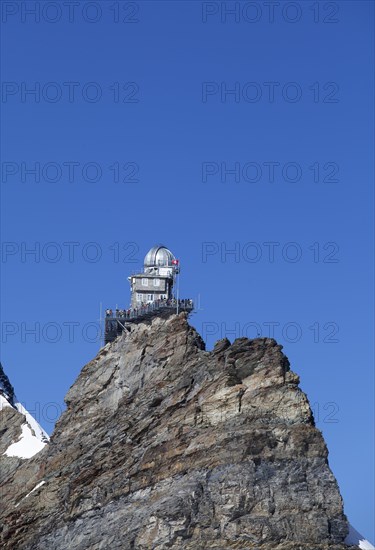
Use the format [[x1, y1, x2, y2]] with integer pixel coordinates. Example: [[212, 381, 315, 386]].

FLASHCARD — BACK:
[[0, 314, 356, 549]]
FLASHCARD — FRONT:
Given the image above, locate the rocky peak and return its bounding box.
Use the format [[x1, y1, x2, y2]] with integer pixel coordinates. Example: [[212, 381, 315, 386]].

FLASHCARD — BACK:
[[0, 362, 16, 406], [0, 314, 362, 549]]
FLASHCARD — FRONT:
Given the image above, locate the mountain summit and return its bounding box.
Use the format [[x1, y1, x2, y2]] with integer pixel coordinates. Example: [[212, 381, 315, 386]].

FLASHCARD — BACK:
[[0, 315, 371, 548]]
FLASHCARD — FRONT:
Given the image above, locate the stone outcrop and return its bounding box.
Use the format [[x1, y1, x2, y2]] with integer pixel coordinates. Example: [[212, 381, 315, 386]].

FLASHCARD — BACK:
[[0, 314, 357, 549]]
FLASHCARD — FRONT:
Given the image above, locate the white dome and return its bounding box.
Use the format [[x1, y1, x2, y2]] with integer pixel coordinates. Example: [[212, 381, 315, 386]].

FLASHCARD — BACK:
[[144, 244, 175, 268]]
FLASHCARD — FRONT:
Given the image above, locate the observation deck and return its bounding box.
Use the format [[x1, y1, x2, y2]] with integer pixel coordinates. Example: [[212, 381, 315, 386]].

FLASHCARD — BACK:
[[104, 298, 194, 344]]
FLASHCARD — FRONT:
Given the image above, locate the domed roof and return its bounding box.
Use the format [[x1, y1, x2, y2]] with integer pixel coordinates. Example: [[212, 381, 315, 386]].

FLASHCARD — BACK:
[[144, 244, 175, 268]]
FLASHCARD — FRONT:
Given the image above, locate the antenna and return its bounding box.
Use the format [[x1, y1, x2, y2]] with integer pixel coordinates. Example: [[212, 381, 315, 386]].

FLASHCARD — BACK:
[[99, 302, 103, 348], [176, 265, 180, 314]]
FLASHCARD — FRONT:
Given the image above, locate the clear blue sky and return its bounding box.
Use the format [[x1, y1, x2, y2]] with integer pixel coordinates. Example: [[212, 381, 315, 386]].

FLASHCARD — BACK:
[[1, 0, 374, 542]]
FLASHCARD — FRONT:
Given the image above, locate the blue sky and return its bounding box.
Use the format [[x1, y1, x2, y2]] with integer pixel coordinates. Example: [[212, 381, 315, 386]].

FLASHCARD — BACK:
[[1, 0, 374, 542]]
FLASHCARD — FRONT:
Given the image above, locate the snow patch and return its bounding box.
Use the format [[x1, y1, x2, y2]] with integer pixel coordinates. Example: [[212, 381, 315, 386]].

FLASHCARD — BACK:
[[4, 424, 46, 459], [15, 480, 46, 508], [345, 524, 375, 549], [14, 400, 49, 442], [25, 480, 46, 498], [0, 394, 12, 410], [25, 480, 45, 498], [0, 366, 49, 458]]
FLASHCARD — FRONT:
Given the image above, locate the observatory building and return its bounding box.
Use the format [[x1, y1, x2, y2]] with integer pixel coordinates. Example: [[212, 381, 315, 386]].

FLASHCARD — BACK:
[[128, 244, 179, 308], [104, 244, 194, 344]]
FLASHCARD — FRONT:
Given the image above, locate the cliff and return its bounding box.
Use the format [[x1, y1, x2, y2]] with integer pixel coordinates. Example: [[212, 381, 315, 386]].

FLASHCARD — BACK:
[[0, 314, 357, 549]]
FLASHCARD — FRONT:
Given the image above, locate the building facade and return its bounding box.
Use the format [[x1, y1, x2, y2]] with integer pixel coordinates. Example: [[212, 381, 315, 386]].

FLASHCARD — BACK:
[[128, 244, 179, 308]]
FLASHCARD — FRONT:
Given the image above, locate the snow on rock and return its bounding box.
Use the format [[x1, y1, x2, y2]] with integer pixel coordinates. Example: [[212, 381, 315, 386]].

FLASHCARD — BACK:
[[0, 394, 13, 410], [15, 481, 46, 508], [25, 480, 46, 497], [1, 362, 49, 459], [345, 524, 375, 549], [1, 394, 49, 456], [4, 424, 46, 459], [14, 401, 49, 443]]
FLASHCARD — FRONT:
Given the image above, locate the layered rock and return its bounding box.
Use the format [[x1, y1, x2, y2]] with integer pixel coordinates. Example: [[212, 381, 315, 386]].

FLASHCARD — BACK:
[[0, 315, 357, 549]]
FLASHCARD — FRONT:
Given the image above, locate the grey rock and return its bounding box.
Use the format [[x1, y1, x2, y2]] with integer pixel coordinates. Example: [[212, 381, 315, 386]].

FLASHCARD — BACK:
[[0, 314, 357, 549]]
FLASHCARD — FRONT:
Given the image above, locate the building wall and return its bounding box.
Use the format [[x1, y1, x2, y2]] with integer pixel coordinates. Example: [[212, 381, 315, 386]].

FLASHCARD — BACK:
[[130, 274, 173, 308], [131, 276, 167, 292]]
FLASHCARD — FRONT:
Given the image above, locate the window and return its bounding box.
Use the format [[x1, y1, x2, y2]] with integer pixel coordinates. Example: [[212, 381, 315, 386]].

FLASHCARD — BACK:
[[153, 278, 160, 287], [147, 294, 154, 301], [136, 293, 143, 302], [141, 278, 148, 286]]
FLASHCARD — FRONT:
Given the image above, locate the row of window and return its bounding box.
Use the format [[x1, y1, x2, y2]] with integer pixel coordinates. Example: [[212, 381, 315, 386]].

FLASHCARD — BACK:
[[136, 293, 167, 302], [142, 278, 160, 287]]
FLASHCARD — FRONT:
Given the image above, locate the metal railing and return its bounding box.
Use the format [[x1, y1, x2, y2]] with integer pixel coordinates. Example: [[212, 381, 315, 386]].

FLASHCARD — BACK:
[[105, 299, 194, 322]]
